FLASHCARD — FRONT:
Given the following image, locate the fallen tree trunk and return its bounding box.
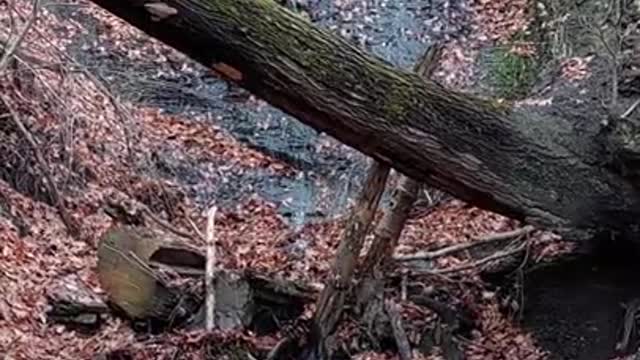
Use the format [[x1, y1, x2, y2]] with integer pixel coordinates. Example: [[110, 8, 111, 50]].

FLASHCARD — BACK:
[[87, 0, 640, 242]]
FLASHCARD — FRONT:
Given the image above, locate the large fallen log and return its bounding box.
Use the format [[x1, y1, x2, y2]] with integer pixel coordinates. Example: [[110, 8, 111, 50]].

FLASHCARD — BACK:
[[86, 0, 640, 242]]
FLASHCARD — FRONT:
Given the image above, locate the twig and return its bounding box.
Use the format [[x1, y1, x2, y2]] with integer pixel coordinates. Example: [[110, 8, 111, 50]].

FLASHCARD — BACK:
[[394, 226, 534, 261], [594, 0, 622, 108], [0, 0, 39, 73], [515, 241, 531, 321], [205, 205, 217, 331], [141, 206, 203, 242], [421, 239, 532, 275], [185, 213, 206, 241], [1, 95, 78, 236], [2, 19, 140, 164], [621, 98, 640, 119], [616, 298, 640, 352], [385, 299, 413, 360], [400, 268, 408, 301]]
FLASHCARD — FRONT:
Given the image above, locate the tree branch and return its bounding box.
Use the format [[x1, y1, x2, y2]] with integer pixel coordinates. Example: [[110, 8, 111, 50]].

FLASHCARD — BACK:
[[394, 226, 535, 262], [385, 299, 413, 360], [1, 95, 79, 237], [310, 161, 389, 357], [205, 205, 217, 331], [0, 0, 39, 73]]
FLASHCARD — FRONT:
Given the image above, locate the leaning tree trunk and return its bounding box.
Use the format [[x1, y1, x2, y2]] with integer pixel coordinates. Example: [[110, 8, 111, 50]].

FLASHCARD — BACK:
[[88, 0, 640, 243], [309, 162, 389, 358]]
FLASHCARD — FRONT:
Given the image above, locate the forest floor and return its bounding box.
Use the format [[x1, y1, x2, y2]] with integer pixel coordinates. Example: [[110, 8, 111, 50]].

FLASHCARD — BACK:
[[1, 0, 639, 359]]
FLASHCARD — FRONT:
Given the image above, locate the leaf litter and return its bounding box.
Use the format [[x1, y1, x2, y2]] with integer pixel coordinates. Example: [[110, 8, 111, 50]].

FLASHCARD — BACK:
[[0, 0, 578, 359]]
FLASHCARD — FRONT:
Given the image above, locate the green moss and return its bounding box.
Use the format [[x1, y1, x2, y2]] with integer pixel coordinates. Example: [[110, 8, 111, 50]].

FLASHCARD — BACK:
[[383, 80, 414, 120], [488, 39, 538, 99]]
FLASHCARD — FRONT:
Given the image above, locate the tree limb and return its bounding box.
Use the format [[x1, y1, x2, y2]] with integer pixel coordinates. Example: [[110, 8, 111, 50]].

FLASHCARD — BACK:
[[1, 95, 79, 237], [385, 299, 413, 360], [394, 226, 535, 262], [310, 161, 389, 357], [205, 205, 217, 331], [0, 0, 39, 73]]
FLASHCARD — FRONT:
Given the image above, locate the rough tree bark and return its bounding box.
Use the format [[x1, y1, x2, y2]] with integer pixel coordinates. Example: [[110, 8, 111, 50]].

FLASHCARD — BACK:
[[309, 162, 389, 358], [87, 0, 640, 242], [359, 43, 443, 279], [348, 44, 441, 359]]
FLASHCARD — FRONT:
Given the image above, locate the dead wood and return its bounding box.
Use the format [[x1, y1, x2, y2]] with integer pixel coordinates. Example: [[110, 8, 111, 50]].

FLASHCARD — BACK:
[[97, 225, 315, 334], [355, 44, 444, 350], [395, 226, 535, 262], [309, 161, 390, 358], [0, 95, 79, 237], [385, 299, 413, 360], [204, 206, 217, 331]]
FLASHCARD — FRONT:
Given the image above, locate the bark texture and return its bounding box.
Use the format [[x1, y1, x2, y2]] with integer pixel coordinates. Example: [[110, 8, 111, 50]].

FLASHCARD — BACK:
[[360, 42, 442, 276], [87, 0, 640, 242], [310, 162, 389, 357]]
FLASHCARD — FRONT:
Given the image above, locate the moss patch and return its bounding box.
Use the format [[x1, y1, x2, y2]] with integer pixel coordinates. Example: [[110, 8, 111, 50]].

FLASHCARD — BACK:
[[487, 39, 539, 99]]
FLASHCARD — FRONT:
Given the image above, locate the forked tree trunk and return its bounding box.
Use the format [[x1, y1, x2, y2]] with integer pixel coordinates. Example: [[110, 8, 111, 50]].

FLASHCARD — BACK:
[[309, 161, 389, 358], [87, 0, 640, 242]]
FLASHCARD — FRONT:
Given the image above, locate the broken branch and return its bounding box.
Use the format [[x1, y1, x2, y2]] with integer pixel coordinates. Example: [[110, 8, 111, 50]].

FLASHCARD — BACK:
[[385, 299, 413, 360], [0, 0, 40, 73], [205, 205, 217, 331], [420, 236, 535, 275], [1, 95, 79, 236], [394, 226, 534, 262], [310, 161, 390, 357]]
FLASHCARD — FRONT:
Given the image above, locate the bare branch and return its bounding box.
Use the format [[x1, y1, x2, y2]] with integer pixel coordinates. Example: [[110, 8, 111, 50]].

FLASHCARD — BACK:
[[205, 205, 217, 331], [185, 214, 206, 241], [141, 206, 203, 242], [621, 98, 640, 119], [2, 21, 139, 164], [423, 240, 530, 275], [615, 298, 640, 352], [394, 226, 535, 262], [385, 299, 413, 360], [0, 0, 39, 73], [413, 231, 560, 276], [311, 161, 389, 356], [0, 95, 79, 236]]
